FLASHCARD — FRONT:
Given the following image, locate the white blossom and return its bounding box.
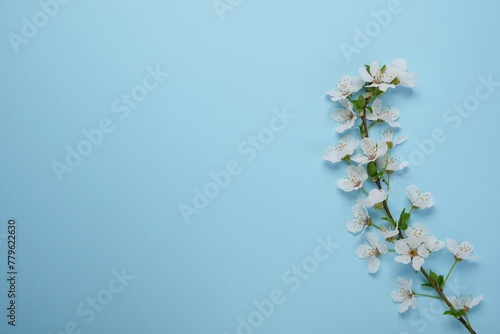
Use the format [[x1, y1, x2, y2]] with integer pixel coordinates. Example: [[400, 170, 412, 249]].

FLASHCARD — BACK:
[[355, 232, 388, 273], [357, 189, 388, 208], [351, 138, 388, 165], [394, 223, 443, 270], [446, 239, 480, 261], [394, 238, 429, 271], [331, 99, 357, 133], [358, 61, 398, 92], [337, 165, 368, 192], [347, 204, 371, 235], [323, 135, 359, 164], [406, 185, 435, 209], [365, 99, 401, 127], [449, 295, 483, 313], [391, 277, 418, 313], [378, 223, 399, 241], [406, 223, 444, 252], [377, 155, 409, 172], [391, 58, 419, 88], [326, 75, 364, 101], [380, 129, 407, 148]]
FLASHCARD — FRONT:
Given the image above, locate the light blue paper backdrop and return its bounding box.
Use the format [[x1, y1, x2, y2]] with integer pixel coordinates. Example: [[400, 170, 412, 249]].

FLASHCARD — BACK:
[[0, 0, 498, 333]]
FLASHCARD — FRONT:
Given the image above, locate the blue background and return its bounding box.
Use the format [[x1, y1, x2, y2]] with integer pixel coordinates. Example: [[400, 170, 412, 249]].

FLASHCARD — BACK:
[[0, 0, 498, 333]]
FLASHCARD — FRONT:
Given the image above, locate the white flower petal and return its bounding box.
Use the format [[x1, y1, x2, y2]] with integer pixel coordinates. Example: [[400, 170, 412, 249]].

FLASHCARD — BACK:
[[359, 67, 373, 82], [410, 297, 418, 310], [470, 295, 483, 308], [355, 244, 373, 259], [399, 300, 411, 313], [391, 58, 407, 72], [367, 257, 380, 274], [351, 77, 364, 93], [395, 240, 410, 254], [399, 72, 419, 87], [366, 232, 379, 248], [347, 219, 363, 233], [378, 242, 388, 254], [395, 254, 411, 264], [448, 297, 461, 310], [397, 277, 411, 290], [412, 256, 425, 270]]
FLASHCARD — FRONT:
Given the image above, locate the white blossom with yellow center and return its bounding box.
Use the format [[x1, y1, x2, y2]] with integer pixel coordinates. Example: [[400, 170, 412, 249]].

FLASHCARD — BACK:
[[380, 129, 407, 147], [406, 223, 444, 252], [449, 294, 483, 313], [366, 99, 401, 127], [391, 277, 418, 313], [446, 239, 480, 261], [406, 185, 435, 209], [355, 232, 388, 274], [391, 58, 419, 88], [379, 223, 399, 241], [357, 189, 388, 208], [351, 138, 388, 165], [347, 204, 371, 235], [337, 165, 368, 192], [358, 60, 398, 92], [326, 74, 364, 102], [323, 134, 359, 164], [394, 238, 429, 271], [330, 99, 357, 133], [377, 155, 409, 172]]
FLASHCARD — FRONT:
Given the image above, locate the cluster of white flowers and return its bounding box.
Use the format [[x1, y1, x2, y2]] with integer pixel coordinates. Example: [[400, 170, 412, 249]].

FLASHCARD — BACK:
[[323, 59, 482, 329]]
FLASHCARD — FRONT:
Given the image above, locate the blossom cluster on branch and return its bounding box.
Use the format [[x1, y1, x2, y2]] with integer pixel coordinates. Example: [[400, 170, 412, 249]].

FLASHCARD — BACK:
[[323, 59, 482, 333]]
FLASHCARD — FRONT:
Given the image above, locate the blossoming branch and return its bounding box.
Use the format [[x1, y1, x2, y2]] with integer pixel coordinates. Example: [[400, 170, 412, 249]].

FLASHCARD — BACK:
[[323, 59, 482, 333]]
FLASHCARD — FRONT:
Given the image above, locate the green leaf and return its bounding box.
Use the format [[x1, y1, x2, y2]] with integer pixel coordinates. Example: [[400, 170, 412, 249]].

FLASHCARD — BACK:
[[438, 275, 444, 288], [357, 94, 365, 108], [381, 64, 386, 73], [430, 270, 439, 286], [351, 99, 359, 110], [457, 310, 467, 317], [398, 209, 411, 227], [443, 310, 457, 317], [364, 65, 370, 73], [399, 208, 406, 224], [399, 222, 408, 231], [366, 106, 373, 113], [421, 283, 433, 287]]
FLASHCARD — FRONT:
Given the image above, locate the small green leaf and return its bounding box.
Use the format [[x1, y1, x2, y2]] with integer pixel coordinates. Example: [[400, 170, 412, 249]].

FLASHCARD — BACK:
[[430, 271, 439, 284], [366, 106, 373, 113], [399, 222, 408, 230], [351, 99, 359, 110], [421, 283, 433, 287], [443, 310, 456, 317], [364, 65, 370, 73], [399, 208, 406, 225], [457, 310, 467, 317], [438, 275, 444, 288], [381, 64, 386, 73]]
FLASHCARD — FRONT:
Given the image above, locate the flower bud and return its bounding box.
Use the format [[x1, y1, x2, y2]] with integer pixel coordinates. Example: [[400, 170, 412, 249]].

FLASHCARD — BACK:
[[374, 202, 384, 210], [367, 161, 378, 178]]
